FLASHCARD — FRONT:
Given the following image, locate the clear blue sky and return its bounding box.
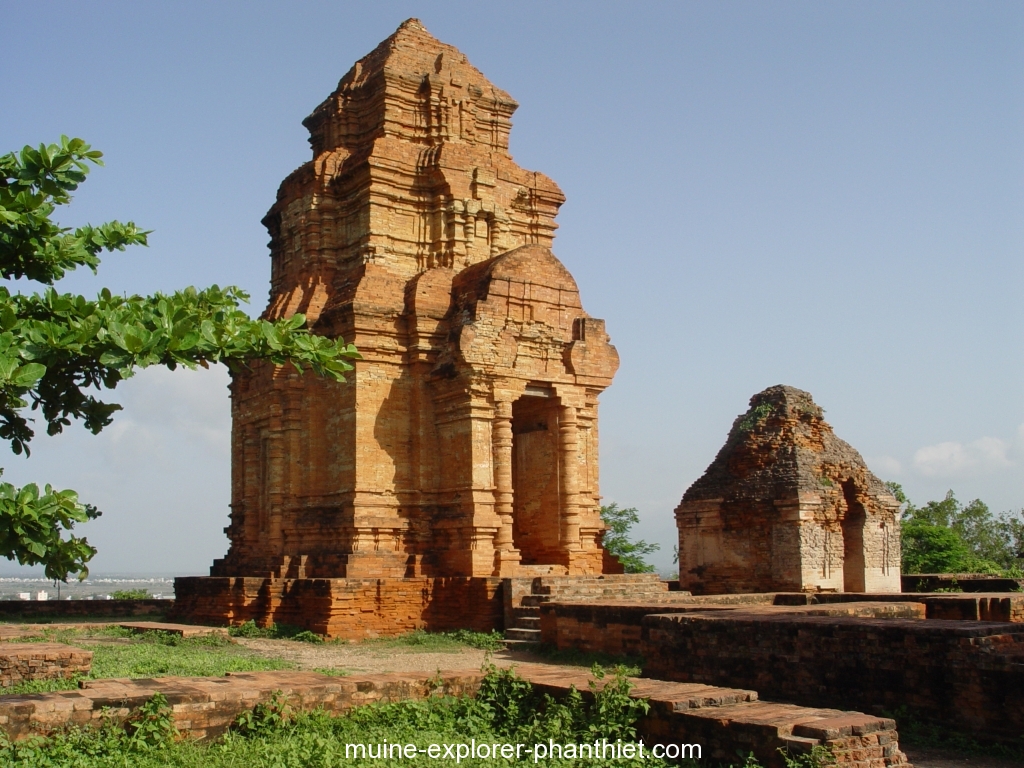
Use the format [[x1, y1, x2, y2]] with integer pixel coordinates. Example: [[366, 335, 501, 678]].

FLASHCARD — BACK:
[[1, 1, 1021, 575]]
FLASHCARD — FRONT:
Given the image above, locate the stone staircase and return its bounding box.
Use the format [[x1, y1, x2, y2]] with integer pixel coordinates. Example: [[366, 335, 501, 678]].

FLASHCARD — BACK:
[[503, 573, 670, 647]]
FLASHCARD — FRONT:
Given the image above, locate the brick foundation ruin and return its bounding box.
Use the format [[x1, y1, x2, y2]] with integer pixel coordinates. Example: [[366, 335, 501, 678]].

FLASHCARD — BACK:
[[0, 644, 92, 688], [0, 665, 911, 767], [174, 19, 621, 633]]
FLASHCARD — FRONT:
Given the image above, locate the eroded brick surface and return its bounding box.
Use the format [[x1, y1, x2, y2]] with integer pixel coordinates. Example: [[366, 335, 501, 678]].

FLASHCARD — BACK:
[[677, 386, 902, 594]]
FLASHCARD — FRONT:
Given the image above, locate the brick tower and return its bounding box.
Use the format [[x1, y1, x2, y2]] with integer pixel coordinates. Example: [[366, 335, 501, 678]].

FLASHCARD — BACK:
[[676, 386, 902, 595], [173, 19, 620, 636]]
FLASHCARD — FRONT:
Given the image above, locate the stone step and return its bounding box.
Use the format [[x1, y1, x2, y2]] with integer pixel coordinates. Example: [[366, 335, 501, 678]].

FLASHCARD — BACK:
[[502, 638, 541, 652], [514, 616, 540, 629], [505, 627, 542, 642], [510, 606, 540, 619], [119, 622, 229, 639]]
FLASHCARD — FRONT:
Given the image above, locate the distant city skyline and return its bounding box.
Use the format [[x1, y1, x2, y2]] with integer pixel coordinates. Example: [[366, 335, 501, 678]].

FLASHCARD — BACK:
[[1, 1, 1021, 575]]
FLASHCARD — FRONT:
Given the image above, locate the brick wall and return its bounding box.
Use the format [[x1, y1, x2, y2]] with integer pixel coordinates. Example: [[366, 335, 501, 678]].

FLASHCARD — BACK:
[[0, 600, 169, 621], [540, 601, 925, 657], [0, 643, 92, 687], [642, 611, 1024, 745], [901, 574, 1024, 593], [171, 576, 503, 638]]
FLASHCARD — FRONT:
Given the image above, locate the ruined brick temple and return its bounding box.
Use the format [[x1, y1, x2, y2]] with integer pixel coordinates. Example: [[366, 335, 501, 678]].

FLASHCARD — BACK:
[[173, 20, 620, 634], [675, 386, 902, 594]]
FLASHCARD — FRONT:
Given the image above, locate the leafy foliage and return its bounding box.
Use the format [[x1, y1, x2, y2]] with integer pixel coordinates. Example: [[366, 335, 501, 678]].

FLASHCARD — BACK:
[[600, 503, 660, 573], [889, 484, 1024, 576], [110, 588, 150, 600], [736, 402, 774, 432], [124, 693, 178, 751], [228, 620, 323, 642], [233, 691, 295, 737], [0, 137, 360, 581], [779, 745, 836, 768]]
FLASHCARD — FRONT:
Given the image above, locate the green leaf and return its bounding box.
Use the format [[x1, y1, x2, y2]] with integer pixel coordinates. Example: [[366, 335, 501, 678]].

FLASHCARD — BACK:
[[11, 362, 46, 387]]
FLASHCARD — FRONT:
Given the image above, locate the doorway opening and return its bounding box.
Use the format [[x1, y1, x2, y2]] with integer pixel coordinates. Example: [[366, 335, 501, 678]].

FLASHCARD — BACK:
[[841, 480, 867, 593], [510, 392, 561, 565]]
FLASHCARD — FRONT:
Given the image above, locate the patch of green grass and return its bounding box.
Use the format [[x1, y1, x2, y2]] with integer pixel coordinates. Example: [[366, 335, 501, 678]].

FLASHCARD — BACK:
[[357, 629, 506, 652], [1, 627, 295, 696], [228, 620, 324, 642], [311, 667, 350, 677], [884, 705, 1024, 761], [530, 643, 643, 676]]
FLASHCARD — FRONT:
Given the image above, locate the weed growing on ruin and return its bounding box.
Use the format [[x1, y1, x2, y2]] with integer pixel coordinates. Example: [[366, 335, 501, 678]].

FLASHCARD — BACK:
[[123, 692, 178, 750], [233, 691, 294, 737], [779, 744, 836, 768], [736, 403, 774, 432]]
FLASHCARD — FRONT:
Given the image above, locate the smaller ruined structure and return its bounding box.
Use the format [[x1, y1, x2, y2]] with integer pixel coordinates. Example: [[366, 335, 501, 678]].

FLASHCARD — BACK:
[[676, 385, 901, 594]]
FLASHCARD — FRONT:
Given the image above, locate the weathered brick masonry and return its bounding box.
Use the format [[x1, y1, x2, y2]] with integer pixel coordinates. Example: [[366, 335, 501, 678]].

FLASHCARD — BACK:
[[0, 666, 911, 768], [171, 576, 502, 638], [0, 644, 92, 688], [642, 612, 1024, 745], [0, 599, 168, 621], [540, 600, 926, 657], [810, 592, 1024, 622]]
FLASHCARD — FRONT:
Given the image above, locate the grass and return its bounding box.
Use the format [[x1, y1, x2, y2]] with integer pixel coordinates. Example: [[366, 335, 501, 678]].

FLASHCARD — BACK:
[[884, 705, 1024, 762], [530, 643, 643, 676], [357, 628, 506, 652], [229, 621, 506, 651], [1, 626, 296, 695]]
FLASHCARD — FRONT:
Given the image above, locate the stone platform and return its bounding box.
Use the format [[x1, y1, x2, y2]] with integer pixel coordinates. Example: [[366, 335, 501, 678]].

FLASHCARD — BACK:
[[0, 665, 910, 767], [0, 643, 92, 688], [118, 622, 230, 638], [540, 600, 926, 657]]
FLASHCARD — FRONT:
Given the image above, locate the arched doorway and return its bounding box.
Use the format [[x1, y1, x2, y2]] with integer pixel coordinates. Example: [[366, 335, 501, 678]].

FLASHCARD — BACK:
[[841, 481, 867, 593]]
